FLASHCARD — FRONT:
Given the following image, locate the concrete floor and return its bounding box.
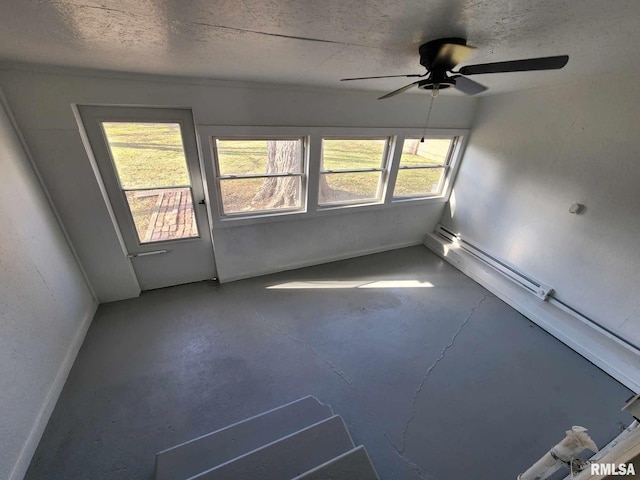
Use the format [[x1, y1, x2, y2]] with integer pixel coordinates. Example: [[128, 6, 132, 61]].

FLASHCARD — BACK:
[[26, 246, 631, 480]]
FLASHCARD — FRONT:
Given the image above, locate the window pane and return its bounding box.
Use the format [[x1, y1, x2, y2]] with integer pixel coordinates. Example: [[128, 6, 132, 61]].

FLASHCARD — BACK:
[[319, 172, 382, 205], [125, 187, 198, 243], [321, 139, 387, 170], [216, 139, 303, 175], [400, 138, 453, 166], [102, 122, 190, 189], [220, 177, 302, 214], [394, 167, 446, 197]]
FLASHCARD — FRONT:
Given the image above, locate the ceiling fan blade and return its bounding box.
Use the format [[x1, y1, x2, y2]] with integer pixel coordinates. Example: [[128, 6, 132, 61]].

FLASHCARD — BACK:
[[341, 73, 424, 81], [432, 43, 475, 70], [459, 55, 569, 75], [378, 81, 421, 100], [452, 75, 488, 95]]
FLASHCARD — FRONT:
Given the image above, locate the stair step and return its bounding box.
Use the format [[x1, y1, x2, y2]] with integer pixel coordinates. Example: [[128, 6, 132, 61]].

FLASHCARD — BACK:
[[155, 396, 333, 480], [291, 446, 380, 480], [188, 415, 355, 480]]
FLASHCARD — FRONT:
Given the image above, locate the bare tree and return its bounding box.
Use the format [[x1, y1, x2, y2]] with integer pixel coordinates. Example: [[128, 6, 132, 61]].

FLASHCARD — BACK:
[[252, 140, 299, 209], [252, 140, 332, 208]]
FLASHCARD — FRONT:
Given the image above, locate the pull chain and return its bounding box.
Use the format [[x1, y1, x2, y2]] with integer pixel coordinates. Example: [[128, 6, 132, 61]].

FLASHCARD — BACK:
[[420, 92, 436, 142]]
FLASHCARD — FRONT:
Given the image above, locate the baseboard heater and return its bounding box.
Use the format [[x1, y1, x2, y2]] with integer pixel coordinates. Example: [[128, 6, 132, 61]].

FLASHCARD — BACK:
[[429, 223, 640, 391], [435, 224, 553, 300], [434, 223, 637, 350]]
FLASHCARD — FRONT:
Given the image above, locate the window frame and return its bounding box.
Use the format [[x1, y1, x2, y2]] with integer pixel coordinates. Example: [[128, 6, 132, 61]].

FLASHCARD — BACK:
[[392, 136, 458, 200], [318, 136, 392, 208], [197, 126, 468, 228], [211, 136, 308, 217]]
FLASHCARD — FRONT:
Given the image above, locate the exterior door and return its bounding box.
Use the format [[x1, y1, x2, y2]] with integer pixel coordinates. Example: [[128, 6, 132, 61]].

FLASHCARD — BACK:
[[78, 106, 216, 290]]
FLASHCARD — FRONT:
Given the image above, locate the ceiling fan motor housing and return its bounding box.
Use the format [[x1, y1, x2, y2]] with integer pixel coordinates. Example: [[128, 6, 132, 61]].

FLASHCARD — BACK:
[[419, 37, 467, 69], [418, 67, 457, 91]]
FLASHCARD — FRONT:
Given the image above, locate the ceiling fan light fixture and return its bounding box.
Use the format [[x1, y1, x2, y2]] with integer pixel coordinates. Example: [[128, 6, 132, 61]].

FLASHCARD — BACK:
[[417, 77, 456, 94]]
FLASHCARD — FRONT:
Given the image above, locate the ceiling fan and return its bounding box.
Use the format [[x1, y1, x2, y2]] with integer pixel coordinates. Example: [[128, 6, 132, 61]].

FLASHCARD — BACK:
[[341, 38, 569, 99]]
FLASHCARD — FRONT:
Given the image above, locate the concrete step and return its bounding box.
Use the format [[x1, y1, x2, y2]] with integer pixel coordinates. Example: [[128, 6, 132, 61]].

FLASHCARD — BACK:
[[188, 415, 355, 480], [154, 396, 333, 480], [291, 446, 381, 480]]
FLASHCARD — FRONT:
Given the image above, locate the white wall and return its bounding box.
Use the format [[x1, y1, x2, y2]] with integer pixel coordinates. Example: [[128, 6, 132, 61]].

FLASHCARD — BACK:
[[0, 94, 97, 480], [0, 65, 477, 299], [214, 204, 445, 281], [441, 73, 640, 347]]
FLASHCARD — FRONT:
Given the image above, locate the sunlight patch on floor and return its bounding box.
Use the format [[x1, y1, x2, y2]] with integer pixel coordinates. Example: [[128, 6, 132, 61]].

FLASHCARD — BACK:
[[266, 279, 434, 289]]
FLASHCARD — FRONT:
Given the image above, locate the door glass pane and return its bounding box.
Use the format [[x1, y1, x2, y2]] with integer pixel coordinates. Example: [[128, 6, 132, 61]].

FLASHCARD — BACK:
[[125, 187, 198, 243], [321, 139, 387, 170], [319, 172, 382, 205], [216, 139, 303, 175], [101, 122, 199, 243], [219, 177, 302, 214], [394, 167, 446, 197], [102, 122, 191, 189]]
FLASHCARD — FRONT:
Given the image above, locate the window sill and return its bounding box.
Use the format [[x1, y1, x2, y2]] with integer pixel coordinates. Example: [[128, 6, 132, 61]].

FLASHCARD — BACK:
[[317, 198, 383, 210], [214, 208, 308, 228], [212, 195, 447, 229], [392, 194, 445, 203]]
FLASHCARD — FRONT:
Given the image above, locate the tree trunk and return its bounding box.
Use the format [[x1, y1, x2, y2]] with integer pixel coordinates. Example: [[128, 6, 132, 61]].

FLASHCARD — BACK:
[[252, 140, 334, 207], [411, 139, 420, 155], [252, 140, 300, 209], [318, 172, 332, 201]]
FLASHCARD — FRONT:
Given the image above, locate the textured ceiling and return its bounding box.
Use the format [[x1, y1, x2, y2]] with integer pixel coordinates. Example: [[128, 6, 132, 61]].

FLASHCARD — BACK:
[[1, 0, 639, 96]]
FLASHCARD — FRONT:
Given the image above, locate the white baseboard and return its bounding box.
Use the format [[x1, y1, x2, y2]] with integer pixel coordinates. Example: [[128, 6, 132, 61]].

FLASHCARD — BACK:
[[9, 300, 99, 480], [220, 240, 424, 283], [424, 232, 640, 393]]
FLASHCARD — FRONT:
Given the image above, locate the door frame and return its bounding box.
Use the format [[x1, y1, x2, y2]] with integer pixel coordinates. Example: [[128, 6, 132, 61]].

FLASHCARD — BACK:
[[75, 105, 218, 288]]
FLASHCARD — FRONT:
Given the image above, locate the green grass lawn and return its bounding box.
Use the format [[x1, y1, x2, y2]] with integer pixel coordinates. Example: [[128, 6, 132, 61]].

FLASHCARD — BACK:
[[102, 122, 190, 189], [102, 123, 452, 213]]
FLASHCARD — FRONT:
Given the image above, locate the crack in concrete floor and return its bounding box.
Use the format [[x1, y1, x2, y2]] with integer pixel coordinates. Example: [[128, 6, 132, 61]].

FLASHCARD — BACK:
[[246, 304, 354, 386], [313, 397, 432, 479], [399, 294, 492, 454], [246, 293, 491, 480], [246, 302, 432, 478], [385, 432, 436, 480]]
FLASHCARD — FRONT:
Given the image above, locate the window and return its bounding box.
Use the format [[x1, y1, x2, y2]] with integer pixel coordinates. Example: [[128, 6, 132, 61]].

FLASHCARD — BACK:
[[200, 126, 466, 224], [101, 122, 199, 243], [319, 138, 390, 206], [213, 138, 306, 215], [393, 137, 456, 198]]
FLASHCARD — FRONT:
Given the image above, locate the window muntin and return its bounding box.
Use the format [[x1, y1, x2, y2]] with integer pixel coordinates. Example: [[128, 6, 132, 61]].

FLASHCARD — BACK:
[[101, 122, 199, 243], [213, 138, 305, 215], [318, 138, 390, 206], [393, 137, 455, 198]]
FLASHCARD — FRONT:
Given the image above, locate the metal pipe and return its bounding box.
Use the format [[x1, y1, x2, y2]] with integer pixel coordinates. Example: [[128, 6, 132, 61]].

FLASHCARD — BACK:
[[567, 421, 639, 480], [518, 426, 598, 480]]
